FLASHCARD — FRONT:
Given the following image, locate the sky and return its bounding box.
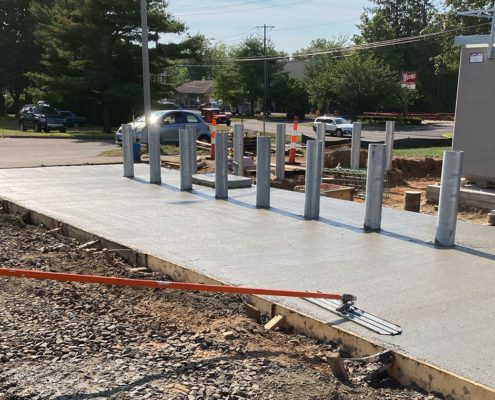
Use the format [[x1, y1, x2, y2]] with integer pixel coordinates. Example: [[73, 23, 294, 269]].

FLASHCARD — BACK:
[[165, 0, 370, 54]]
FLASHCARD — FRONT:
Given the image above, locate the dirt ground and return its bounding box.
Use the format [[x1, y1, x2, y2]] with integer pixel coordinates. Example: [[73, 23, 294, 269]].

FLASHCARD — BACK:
[[0, 213, 442, 400]]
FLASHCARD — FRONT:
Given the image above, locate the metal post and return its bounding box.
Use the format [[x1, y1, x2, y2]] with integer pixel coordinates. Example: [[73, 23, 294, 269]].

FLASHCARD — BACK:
[[384, 121, 395, 171], [304, 140, 323, 220], [275, 123, 286, 181], [179, 129, 192, 191], [122, 124, 134, 178], [140, 0, 152, 167], [215, 132, 228, 199], [233, 124, 244, 176], [435, 151, 463, 247], [364, 144, 386, 232], [316, 122, 326, 170], [256, 136, 271, 208], [489, 5, 495, 59], [187, 125, 197, 174], [148, 124, 161, 184], [351, 122, 362, 169]]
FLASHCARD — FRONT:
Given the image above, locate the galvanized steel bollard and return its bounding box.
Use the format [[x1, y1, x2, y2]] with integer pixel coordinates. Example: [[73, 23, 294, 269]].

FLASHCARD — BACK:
[[148, 124, 161, 184], [364, 144, 386, 232], [256, 136, 271, 208], [122, 124, 134, 178], [179, 129, 192, 191], [215, 132, 228, 199], [275, 124, 286, 181], [186, 125, 197, 174], [351, 122, 362, 170], [435, 150, 463, 247], [233, 124, 244, 176], [385, 121, 395, 171], [316, 122, 326, 170], [304, 140, 323, 220]]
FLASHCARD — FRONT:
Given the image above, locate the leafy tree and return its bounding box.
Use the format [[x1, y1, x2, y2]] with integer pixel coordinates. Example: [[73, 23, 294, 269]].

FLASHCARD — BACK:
[[270, 74, 310, 119], [305, 53, 401, 117], [30, 0, 202, 131], [0, 0, 42, 114], [211, 37, 286, 114]]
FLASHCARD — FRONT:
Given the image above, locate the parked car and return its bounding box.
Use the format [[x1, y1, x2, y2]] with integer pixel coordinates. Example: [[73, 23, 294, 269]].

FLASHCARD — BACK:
[[58, 111, 87, 127], [312, 116, 353, 137], [201, 107, 231, 126], [18, 103, 66, 133], [115, 110, 210, 145]]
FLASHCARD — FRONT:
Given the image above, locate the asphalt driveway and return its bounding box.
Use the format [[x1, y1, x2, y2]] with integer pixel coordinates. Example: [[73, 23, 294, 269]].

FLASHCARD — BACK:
[[0, 138, 121, 169]]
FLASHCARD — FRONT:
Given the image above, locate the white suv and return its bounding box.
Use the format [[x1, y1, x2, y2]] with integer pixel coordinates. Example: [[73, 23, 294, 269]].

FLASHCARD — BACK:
[[312, 116, 353, 137]]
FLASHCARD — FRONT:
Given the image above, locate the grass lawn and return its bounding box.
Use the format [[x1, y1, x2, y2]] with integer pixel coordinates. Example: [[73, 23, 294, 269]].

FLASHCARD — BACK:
[[393, 146, 448, 159], [0, 115, 114, 139]]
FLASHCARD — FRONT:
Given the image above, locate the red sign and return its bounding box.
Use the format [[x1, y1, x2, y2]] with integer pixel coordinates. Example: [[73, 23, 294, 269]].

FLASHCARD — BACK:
[[401, 72, 417, 89]]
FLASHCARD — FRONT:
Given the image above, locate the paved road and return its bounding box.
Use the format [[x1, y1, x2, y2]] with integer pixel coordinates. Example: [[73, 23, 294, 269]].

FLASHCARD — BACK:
[[240, 119, 453, 142], [0, 138, 121, 168]]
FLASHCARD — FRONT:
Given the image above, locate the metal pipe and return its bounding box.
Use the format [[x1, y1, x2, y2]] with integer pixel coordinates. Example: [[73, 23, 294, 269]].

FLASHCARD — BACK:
[[233, 124, 244, 176], [215, 132, 228, 199], [187, 125, 197, 174], [385, 121, 395, 171], [304, 140, 323, 220], [351, 122, 362, 169], [148, 124, 161, 184], [256, 136, 271, 208], [435, 151, 463, 247], [179, 129, 192, 191], [275, 123, 286, 180], [316, 122, 326, 170], [364, 144, 386, 232], [0, 267, 345, 300], [488, 5, 495, 59], [122, 124, 134, 178]]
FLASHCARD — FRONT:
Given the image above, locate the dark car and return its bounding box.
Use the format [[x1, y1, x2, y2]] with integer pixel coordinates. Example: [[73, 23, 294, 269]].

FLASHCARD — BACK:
[[58, 111, 87, 128], [18, 104, 66, 133]]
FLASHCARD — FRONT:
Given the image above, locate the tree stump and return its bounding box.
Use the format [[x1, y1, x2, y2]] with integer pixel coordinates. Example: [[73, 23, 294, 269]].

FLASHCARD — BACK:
[[404, 191, 421, 212]]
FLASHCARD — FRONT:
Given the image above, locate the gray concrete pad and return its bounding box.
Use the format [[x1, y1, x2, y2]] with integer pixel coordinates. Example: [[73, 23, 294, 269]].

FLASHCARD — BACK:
[[0, 164, 494, 388], [192, 173, 252, 188], [427, 183, 495, 210]]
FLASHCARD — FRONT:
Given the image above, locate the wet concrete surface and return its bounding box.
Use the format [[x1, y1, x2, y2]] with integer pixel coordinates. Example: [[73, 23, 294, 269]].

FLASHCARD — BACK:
[[0, 164, 493, 388]]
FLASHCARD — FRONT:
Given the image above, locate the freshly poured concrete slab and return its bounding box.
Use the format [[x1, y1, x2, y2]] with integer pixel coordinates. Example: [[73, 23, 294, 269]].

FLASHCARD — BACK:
[[0, 164, 494, 389], [192, 173, 252, 188]]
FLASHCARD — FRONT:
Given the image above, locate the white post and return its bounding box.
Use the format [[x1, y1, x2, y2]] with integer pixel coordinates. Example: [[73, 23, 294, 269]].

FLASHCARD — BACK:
[[304, 140, 323, 220], [179, 129, 192, 191], [316, 122, 326, 170], [215, 132, 228, 199], [364, 144, 386, 232], [187, 125, 197, 174], [435, 151, 463, 247], [275, 124, 286, 180], [351, 122, 362, 169], [256, 136, 271, 208], [233, 124, 244, 176], [385, 120, 395, 171], [122, 124, 134, 178], [148, 124, 161, 184]]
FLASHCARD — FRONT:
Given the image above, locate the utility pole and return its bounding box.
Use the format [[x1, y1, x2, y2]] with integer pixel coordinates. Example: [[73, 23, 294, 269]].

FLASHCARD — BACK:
[[140, 0, 151, 128], [256, 24, 274, 134]]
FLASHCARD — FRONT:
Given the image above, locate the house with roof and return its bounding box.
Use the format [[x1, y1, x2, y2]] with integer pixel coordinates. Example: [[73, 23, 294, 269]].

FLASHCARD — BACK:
[[175, 80, 214, 109]]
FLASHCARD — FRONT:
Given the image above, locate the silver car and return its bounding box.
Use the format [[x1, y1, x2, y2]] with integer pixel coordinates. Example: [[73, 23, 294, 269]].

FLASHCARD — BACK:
[[312, 116, 353, 137], [115, 110, 210, 145]]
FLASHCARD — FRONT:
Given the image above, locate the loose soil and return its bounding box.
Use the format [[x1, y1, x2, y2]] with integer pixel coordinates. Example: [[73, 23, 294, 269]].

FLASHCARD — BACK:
[[0, 213, 441, 400]]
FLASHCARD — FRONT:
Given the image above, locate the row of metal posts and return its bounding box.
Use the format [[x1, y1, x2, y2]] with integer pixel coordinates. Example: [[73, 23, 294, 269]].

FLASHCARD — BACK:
[[122, 121, 463, 247]]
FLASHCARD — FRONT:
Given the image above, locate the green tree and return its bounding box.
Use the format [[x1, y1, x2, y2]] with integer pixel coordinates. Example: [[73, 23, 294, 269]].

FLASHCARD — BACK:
[[306, 53, 401, 117], [270, 74, 310, 119], [0, 0, 42, 114], [31, 0, 202, 131], [211, 37, 285, 115]]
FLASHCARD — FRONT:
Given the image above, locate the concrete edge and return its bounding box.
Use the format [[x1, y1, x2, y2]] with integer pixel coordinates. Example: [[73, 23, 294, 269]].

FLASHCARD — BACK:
[[1, 198, 494, 400], [0, 135, 114, 141], [426, 184, 495, 210]]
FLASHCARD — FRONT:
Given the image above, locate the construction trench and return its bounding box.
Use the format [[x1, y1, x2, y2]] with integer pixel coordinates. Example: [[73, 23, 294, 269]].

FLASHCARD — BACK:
[[1, 123, 495, 399]]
